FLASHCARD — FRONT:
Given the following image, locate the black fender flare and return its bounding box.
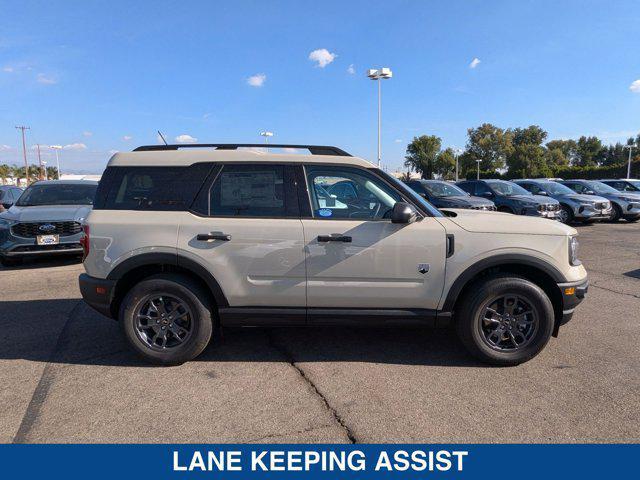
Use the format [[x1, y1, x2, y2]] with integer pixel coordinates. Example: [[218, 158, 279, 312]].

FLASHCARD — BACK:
[[441, 254, 566, 312], [107, 252, 229, 307]]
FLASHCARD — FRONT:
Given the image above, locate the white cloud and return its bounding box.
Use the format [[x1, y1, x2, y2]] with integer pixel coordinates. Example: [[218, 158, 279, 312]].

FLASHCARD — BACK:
[[36, 73, 57, 84], [394, 139, 403, 143], [630, 79, 640, 93], [247, 73, 266, 87], [0, 144, 12, 151], [347, 64, 355, 75], [82, 131, 93, 137], [63, 143, 87, 150], [309, 48, 337, 68], [203, 112, 212, 119], [122, 135, 133, 141], [2, 66, 14, 73], [175, 134, 197, 144], [469, 58, 481, 69]]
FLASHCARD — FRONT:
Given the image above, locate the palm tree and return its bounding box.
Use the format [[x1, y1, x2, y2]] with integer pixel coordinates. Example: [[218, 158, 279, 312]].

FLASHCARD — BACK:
[[46, 166, 58, 180], [0, 164, 10, 185]]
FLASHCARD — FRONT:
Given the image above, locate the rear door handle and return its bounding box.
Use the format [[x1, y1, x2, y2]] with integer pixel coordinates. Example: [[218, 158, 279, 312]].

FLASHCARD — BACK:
[[197, 233, 232, 241], [317, 235, 352, 243]]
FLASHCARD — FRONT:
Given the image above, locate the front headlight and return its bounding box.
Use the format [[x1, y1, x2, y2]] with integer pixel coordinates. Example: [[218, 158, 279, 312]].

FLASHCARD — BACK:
[[569, 236, 581, 266]]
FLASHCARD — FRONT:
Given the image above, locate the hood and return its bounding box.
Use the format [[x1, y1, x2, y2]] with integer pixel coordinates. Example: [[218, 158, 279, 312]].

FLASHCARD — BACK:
[[0, 204, 91, 223], [505, 194, 558, 205], [436, 195, 493, 207], [441, 209, 575, 236], [560, 193, 607, 203]]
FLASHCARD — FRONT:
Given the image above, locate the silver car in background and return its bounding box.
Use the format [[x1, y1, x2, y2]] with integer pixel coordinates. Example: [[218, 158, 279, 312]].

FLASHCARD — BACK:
[[560, 179, 640, 223], [514, 179, 611, 224], [0, 180, 98, 266]]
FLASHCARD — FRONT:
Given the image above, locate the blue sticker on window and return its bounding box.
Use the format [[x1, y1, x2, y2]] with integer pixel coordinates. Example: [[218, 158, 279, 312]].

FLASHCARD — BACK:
[[318, 208, 333, 217]]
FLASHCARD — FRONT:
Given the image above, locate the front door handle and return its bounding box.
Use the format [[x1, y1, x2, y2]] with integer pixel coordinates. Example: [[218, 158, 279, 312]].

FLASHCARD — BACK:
[[197, 233, 232, 241], [317, 234, 352, 243]]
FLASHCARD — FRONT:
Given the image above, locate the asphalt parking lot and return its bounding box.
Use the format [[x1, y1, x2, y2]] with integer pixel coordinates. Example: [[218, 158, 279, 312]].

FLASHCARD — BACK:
[[1, 222, 638, 444]]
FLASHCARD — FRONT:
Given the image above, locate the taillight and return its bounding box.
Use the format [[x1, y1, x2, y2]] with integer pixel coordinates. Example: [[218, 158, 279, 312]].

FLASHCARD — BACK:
[[80, 224, 90, 260]]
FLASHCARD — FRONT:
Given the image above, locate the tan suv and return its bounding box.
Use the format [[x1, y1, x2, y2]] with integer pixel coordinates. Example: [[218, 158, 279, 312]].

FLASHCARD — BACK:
[[79, 144, 588, 366]]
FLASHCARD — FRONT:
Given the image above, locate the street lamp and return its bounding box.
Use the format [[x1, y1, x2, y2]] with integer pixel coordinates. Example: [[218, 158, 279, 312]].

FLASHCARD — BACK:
[[260, 131, 274, 144], [476, 159, 482, 180], [623, 144, 636, 179], [42, 161, 48, 180], [49, 145, 62, 179], [367, 67, 393, 168], [453, 148, 464, 182]]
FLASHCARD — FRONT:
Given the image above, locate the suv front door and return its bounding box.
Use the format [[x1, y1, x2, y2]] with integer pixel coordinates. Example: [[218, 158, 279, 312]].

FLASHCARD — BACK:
[[178, 163, 306, 308], [300, 165, 447, 312]]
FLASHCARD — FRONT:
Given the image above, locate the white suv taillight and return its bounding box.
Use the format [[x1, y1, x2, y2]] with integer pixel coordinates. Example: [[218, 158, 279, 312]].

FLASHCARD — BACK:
[[80, 224, 90, 260]]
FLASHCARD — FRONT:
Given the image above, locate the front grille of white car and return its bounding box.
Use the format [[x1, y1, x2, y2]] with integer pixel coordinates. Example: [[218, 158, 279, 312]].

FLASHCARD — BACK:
[[538, 204, 559, 212]]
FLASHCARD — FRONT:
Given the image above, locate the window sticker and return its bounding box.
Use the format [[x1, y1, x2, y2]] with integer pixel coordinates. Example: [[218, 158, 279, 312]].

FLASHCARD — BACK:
[[220, 171, 282, 208], [317, 208, 333, 217]]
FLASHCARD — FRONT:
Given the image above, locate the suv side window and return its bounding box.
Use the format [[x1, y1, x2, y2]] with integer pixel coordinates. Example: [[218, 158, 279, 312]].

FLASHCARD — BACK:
[[305, 165, 402, 220], [522, 183, 540, 194], [193, 163, 297, 218], [101, 164, 212, 211], [456, 182, 473, 195], [614, 181, 632, 191], [474, 182, 491, 196], [565, 182, 583, 193]]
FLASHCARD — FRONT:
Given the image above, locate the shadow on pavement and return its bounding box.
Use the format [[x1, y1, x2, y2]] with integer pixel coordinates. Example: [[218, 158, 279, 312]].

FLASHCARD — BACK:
[[0, 299, 480, 368], [0, 256, 82, 271]]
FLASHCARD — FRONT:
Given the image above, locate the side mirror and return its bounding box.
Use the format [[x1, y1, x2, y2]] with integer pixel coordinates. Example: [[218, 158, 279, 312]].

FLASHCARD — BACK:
[[538, 191, 548, 196], [1, 202, 12, 209], [391, 202, 418, 224], [466, 192, 471, 196], [481, 191, 494, 199], [585, 190, 595, 195]]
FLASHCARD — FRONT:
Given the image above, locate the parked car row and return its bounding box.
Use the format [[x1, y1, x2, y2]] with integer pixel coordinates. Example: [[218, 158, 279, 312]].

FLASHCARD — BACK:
[[403, 178, 640, 224]]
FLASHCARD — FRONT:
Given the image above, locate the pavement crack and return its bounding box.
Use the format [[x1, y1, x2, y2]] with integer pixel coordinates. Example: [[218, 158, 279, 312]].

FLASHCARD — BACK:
[[243, 424, 335, 443], [590, 283, 640, 299], [12, 300, 83, 443], [264, 330, 358, 444]]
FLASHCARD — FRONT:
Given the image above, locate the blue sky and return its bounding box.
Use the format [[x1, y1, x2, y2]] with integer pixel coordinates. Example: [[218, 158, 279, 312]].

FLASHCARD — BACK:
[[1, 0, 639, 173]]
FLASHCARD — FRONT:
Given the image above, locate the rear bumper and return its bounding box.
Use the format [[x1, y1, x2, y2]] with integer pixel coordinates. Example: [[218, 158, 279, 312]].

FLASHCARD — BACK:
[[79, 273, 116, 318], [557, 277, 589, 326]]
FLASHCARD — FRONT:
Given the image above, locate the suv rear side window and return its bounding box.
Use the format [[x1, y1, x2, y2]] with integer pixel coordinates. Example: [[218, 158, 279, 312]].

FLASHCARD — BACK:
[[100, 164, 213, 210], [192, 163, 298, 218]]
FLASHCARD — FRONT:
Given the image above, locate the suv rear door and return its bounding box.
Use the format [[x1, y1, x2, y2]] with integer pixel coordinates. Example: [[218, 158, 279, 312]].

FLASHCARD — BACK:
[[299, 165, 447, 312], [178, 163, 306, 308]]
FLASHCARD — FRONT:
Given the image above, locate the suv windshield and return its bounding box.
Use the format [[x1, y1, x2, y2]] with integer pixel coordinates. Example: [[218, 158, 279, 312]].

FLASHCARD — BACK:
[[538, 181, 574, 195], [486, 181, 530, 196], [422, 181, 467, 197], [584, 181, 619, 195], [16, 184, 97, 206]]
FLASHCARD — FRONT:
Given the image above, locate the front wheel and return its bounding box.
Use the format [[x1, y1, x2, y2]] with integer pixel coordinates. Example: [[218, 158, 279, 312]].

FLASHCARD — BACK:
[[120, 274, 214, 365], [456, 276, 555, 366], [557, 205, 573, 224], [609, 204, 622, 222]]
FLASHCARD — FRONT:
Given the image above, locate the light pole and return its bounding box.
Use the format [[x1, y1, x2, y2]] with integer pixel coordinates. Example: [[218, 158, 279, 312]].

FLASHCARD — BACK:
[[50, 145, 62, 179], [624, 144, 636, 179], [260, 131, 273, 144], [15, 126, 30, 186], [476, 159, 482, 180], [367, 67, 393, 168], [454, 148, 463, 182]]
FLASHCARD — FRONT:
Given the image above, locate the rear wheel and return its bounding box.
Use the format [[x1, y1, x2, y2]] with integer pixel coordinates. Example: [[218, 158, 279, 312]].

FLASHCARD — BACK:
[[497, 206, 514, 214], [456, 275, 555, 366], [120, 274, 213, 365], [557, 205, 573, 224]]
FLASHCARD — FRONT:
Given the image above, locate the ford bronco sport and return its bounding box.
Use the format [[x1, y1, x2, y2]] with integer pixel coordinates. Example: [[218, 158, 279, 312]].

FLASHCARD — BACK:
[[79, 144, 588, 366]]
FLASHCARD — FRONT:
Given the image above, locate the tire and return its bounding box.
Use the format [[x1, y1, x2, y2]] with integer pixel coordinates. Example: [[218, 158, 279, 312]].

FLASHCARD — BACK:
[[624, 217, 639, 223], [120, 273, 214, 365], [455, 275, 555, 366], [558, 205, 573, 224], [609, 203, 622, 222], [497, 206, 514, 214], [0, 256, 23, 267]]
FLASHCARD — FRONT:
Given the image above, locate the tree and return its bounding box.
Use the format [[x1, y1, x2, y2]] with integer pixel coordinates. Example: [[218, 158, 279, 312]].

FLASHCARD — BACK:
[[46, 166, 58, 179], [505, 125, 550, 178], [462, 123, 513, 174], [435, 148, 456, 180], [404, 135, 442, 179], [545, 139, 576, 166], [575, 136, 605, 167], [0, 164, 10, 185]]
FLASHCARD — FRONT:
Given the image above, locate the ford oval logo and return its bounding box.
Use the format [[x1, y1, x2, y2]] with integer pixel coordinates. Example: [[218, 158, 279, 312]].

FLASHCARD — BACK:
[[39, 224, 56, 233]]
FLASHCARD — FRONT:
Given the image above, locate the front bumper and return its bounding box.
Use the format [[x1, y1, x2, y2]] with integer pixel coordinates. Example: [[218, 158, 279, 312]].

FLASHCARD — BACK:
[[79, 273, 117, 319], [557, 277, 589, 326], [522, 208, 558, 219], [573, 204, 612, 221], [0, 230, 83, 258]]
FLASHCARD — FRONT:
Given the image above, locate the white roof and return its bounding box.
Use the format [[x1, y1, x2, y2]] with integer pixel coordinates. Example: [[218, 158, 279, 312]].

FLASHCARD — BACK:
[[107, 149, 374, 168]]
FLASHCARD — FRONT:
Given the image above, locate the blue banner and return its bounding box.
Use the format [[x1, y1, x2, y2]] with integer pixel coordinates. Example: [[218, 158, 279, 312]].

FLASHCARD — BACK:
[[1, 444, 636, 479]]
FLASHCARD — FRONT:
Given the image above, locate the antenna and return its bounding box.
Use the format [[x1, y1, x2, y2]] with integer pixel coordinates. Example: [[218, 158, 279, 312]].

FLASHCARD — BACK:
[[157, 130, 168, 145]]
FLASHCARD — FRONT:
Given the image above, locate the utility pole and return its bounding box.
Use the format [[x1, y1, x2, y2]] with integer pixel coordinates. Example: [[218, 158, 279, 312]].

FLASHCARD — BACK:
[[624, 144, 636, 179], [15, 126, 30, 186]]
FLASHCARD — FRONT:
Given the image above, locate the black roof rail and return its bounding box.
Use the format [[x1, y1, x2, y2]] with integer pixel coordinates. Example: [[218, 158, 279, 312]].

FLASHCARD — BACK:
[[132, 143, 352, 156]]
